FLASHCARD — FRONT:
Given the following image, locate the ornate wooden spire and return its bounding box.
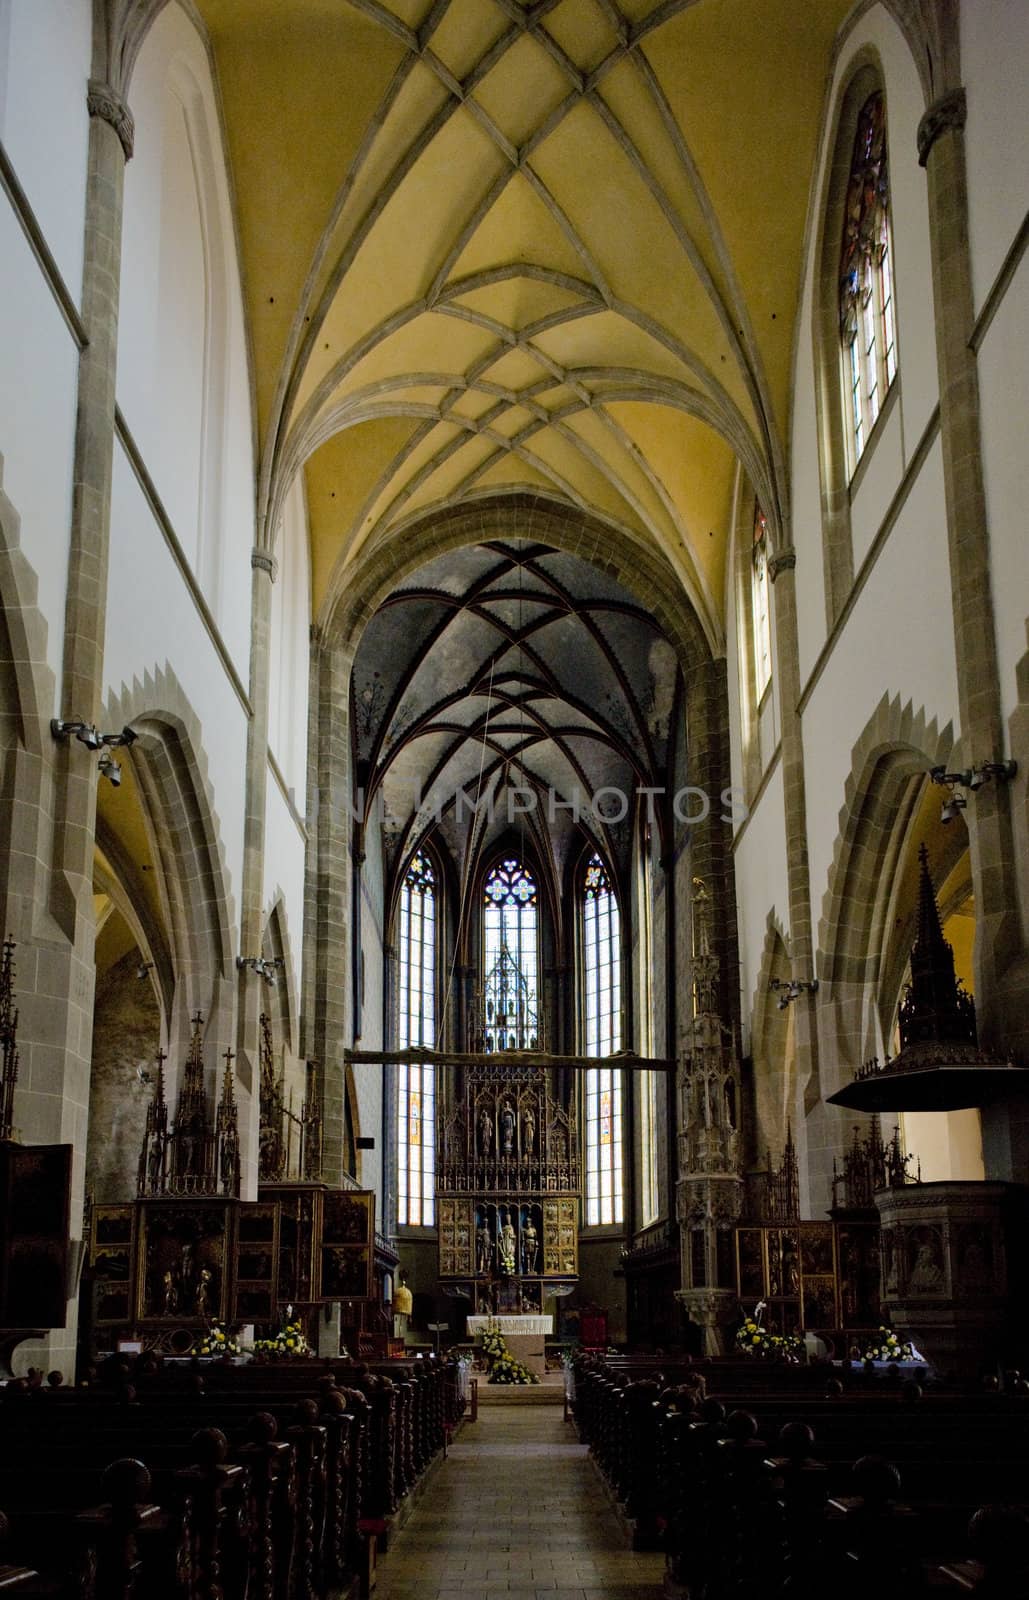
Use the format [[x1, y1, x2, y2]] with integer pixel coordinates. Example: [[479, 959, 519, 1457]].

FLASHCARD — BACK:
[[899, 844, 977, 1047], [138, 1046, 169, 1194], [829, 847, 1026, 1112], [215, 1046, 241, 1197], [167, 1012, 215, 1193]]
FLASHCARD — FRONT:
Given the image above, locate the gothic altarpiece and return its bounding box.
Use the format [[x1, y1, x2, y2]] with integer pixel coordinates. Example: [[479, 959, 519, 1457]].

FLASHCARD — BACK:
[[437, 1062, 579, 1313], [436, 884, 580, 1312]]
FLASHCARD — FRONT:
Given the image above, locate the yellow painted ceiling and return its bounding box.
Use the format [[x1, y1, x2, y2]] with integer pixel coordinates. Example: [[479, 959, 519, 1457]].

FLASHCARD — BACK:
[[195, 0, 854, 642]]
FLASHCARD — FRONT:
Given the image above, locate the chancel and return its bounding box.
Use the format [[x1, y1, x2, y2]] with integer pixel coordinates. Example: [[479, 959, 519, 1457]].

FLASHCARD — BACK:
[[1, 0, 1028, 1594]]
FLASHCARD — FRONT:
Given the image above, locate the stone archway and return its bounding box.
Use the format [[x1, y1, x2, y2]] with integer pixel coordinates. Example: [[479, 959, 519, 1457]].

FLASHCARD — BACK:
[[801, 693, 954, 1214], [102, 670, 237, 1068]]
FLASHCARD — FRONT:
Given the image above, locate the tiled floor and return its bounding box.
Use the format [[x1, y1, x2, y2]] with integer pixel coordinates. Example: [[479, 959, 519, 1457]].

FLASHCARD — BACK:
[[376, 1407, 666, 1600]]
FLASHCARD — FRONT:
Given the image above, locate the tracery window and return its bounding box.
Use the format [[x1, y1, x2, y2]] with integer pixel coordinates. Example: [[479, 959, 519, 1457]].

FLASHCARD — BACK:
[[839, 91, 897, 465], [752, 504, 772, 702], [638, 839, 659, 1227], [483, 858, 539, 1051], [397, 851, 436, 1225], [583, 853, 623, 1226]]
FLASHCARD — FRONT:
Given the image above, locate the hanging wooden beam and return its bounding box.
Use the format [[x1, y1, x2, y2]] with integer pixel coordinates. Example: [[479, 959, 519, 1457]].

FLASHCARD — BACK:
[[342, 1046, 675, 1071]]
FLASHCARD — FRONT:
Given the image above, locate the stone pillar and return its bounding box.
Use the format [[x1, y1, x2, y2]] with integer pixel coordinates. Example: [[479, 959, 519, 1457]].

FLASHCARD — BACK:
[[767, 548, 830, 1212], [302, 633, 352, 1185], [683, 657, 739, 1030], [234, 552, 276, 1198], [918, 90, 1028, 1175], [10, 81, 134, 1378]]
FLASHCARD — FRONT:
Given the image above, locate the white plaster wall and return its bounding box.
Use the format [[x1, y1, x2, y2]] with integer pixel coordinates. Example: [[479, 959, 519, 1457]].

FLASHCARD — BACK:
[[848, 399, 903, 571], [790, 3, 936, 681], [977, 248, 1029, 730], [0, 0, 91, 692], [0, 197, 77, 694], [0, 5, 11, 129], [962, 0, 1029, 317], [106, 438, 248, 917], [0, 0, 90, 298], [269, 475, 312, 799], [802, 437, 959, 937], [732, 758, 789, 1055], [263, 772, 307, 999], [119, 3, 254, 673]]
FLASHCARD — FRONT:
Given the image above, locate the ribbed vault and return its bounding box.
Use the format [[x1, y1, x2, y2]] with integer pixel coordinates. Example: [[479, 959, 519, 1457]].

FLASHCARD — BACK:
[[191, 0, 855, 646], [352, 538, 681, 888]]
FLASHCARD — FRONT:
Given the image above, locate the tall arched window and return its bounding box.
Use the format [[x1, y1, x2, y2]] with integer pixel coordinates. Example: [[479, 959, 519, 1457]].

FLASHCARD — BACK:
[[839, 91, 897, 464], [583, 853, 623, 1226], [397, 851, 436, 1225], [482, 858, 539, 1050], [751, 503, 772, 702]]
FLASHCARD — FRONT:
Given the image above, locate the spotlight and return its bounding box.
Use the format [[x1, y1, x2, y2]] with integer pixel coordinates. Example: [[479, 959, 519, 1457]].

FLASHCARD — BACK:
[[769, 976, 819, 1007], [98, 753, 122, 787], [51, 718, 102, 750], [100, 726, 138, 750], [136, 961, 155, 981], [236, 955, 285, 983], [941, 793, 966, 824]]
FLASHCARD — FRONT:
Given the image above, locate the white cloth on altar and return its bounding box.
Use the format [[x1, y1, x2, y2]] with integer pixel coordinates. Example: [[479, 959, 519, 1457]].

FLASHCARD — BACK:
[[467, 1315, 553, 1336]]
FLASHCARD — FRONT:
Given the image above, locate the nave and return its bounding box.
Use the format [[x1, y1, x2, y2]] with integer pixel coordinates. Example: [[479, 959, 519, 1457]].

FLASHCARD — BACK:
[[377, 1406, 665, 1600]]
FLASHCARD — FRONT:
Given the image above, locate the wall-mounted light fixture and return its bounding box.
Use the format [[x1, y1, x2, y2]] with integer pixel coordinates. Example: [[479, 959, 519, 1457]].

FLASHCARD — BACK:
[[136, 961, 155, 981], [929, 759, 1017, 824], [236, 955, 285, 983], [51, 720, 137, 786], [769, 976, 819, 1010]]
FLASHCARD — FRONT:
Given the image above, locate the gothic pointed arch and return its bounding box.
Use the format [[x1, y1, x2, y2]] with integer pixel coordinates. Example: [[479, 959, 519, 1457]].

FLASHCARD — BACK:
[[818, 693, 955, 991], [102, 670, 237, 1045]]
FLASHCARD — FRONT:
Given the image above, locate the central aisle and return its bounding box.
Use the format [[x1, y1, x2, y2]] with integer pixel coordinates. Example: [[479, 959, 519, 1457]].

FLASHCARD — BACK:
[[376, 1406, 666, 1600]]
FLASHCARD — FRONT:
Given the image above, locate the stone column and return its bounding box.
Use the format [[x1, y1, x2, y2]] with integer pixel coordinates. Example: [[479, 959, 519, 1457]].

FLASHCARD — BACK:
[[302, 633, 352, 1185], [8, 82, 135, 1378], [918, 92, 1028, 1173], [234, 553, 276, 1197], [683, 656, 739, 1030], [767, 549, 832, 1213]]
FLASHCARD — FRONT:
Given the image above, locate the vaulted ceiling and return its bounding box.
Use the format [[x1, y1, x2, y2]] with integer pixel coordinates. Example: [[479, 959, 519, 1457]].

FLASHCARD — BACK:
[[351, 539, 680, 891], [193, 0, 853, 645]]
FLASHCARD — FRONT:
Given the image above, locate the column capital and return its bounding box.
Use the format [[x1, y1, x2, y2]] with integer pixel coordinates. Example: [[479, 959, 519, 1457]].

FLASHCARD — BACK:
[[768, 547, 797, 582], [917, 87, 966, 168], [86, 79, 135, 161], [251, 548, 278, 579]]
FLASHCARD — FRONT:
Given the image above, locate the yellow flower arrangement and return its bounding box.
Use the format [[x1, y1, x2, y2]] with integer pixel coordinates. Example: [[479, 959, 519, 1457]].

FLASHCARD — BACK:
[[478, 1319, 539, 1385], [252, 1309, 312, 1359], [191, 1321, 241, 1358], [862, 1325, 914, 1363], [734, 1315, 802, 1361]]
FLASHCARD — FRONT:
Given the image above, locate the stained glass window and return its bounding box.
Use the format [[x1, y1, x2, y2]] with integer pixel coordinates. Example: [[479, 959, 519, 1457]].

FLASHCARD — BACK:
[[583, 853, 623, 1226], [638, 841, 659, 1227], [752, 504, 772, 702], [397, 851, 436, 1225], [839, 92, 897, 465], [482, 858, 539, 1051]]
